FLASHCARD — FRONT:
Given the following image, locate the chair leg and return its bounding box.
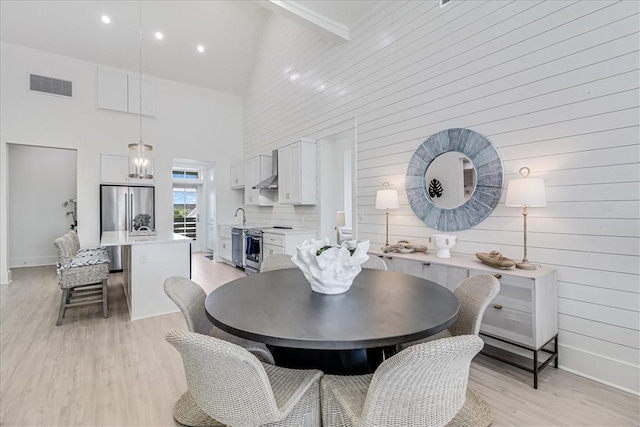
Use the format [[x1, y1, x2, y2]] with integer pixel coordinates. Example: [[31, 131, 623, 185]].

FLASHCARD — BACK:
[[56, 288, 69, 326], [102, 279, 109, 318]]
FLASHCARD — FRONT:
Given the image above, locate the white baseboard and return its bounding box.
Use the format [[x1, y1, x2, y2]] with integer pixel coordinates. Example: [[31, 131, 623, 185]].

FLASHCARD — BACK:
[[0, 270, 11, 284], [559, 343, 640, 396], [10, 256, 57, 268]]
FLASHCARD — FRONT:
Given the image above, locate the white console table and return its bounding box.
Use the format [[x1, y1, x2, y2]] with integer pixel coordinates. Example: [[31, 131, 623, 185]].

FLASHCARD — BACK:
[[101, 231, 192, 320], [369, 249, 558, 388]]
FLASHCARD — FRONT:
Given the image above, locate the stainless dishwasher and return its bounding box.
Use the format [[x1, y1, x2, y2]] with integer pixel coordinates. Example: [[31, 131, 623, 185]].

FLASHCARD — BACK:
[[231, 228, 245, 268]]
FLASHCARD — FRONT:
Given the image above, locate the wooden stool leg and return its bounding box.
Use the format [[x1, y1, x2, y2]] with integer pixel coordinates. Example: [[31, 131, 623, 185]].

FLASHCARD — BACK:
[[102, 279, 108, 318], [56, 288, 69, 326]]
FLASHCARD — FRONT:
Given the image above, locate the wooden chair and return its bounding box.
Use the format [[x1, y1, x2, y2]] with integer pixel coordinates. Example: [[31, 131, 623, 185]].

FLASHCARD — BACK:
[[321, 335, 490, 427], [166, 329, 322, 427], [53, 232, 110, 325]]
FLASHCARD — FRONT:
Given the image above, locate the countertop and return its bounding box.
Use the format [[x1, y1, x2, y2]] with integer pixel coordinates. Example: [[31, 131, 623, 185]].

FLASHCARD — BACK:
[[261, 228, 316, 235], [100, 231, 192, 246]]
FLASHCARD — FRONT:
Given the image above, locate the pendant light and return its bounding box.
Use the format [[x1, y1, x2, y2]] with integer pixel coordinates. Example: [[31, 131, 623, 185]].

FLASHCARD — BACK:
[[128, 0, 153, 179]]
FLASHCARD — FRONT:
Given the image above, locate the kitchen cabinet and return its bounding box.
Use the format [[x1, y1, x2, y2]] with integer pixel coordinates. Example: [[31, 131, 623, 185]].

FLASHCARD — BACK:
[[217, 225, 232, 263], [262, 229, 316, 261], [244, 156, 274, 206], [278, 139, 316, 205], [100, 154, 154, 185], [230, 161, 244, 189], [97, 67, 155, 116], [369, 249, 557, 388]]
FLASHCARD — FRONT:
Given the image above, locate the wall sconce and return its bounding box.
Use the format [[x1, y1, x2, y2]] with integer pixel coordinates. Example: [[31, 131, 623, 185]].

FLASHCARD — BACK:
[[506, 167, 547, 270], [375, 182, 399, 249]]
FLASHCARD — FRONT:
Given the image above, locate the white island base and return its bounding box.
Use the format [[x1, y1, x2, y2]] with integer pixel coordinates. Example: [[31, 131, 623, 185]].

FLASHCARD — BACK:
[[101, 231, 192, 320]]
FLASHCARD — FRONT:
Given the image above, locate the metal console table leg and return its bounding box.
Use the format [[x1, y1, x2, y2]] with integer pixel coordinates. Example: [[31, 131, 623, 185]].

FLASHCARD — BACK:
[[479, 332, 558, 389]]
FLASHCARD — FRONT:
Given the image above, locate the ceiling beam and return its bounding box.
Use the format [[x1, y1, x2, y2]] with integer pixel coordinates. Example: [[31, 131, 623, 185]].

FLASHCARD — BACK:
[[260, 1, 350, 42]]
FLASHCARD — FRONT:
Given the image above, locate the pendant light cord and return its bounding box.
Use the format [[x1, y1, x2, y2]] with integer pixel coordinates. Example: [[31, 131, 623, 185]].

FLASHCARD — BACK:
[[138, 0, 143, 145]]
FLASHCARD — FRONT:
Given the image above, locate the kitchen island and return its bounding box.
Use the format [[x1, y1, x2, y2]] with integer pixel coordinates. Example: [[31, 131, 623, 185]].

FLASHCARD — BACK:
[[100, 231, 192, 320]]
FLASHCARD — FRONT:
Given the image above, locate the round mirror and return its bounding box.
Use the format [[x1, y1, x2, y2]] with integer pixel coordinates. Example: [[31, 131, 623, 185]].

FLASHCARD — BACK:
[[405, 128, 503, 232], [424, 152, 476, 209]]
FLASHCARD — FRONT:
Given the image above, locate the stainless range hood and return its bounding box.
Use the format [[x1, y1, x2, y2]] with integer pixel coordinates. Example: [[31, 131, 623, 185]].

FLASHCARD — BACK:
[[253, 149, 278, 190]]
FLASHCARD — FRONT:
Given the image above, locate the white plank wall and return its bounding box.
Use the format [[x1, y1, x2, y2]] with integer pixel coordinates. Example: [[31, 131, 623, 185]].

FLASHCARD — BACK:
[[243, 0, 640, 393]]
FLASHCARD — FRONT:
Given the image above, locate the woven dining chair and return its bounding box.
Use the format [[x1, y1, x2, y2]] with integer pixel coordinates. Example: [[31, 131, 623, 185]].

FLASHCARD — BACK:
[[400, 274, 500, 350], [361, 256, 388, 270], [261, 254, 298, 272], [321, 335, 488, 427], [166, 329, 322, 427], [163, 276, 274, 365]]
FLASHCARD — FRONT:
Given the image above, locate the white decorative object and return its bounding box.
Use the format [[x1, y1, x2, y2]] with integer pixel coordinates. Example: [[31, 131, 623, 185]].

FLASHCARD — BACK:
[[430, 234, 458, 258], [292, 238, 370, 294]]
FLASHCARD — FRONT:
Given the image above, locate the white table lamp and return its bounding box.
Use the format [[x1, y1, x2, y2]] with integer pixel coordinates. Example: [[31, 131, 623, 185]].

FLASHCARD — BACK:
[[506, 167, 546, 270], [375, 182, 399, 249]]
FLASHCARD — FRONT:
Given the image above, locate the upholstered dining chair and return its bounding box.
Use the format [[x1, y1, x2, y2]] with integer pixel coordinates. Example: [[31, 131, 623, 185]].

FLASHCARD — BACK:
[[166, 329, 323, 427], [53, 232, 110, 325], [361, 255, 388, 270], [399, 274, 500, 350], [261, 254, 297, 272], [163, 276, 274, 365], [321, 335, 489, 427]]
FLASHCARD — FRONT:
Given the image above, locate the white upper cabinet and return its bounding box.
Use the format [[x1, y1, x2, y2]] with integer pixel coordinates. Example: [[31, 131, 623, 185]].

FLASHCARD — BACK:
[[97, 68, 128, 112], [244, 155, 274, 206], [127, 75, 155, 116], [278, 139, 316, 205], [100, 154, 154, 185], [230, 161, 245, 189], [97, 67, 156, 117]]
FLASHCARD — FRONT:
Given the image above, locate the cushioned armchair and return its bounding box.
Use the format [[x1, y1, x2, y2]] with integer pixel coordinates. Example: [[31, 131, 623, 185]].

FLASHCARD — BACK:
[[321, 335, 490, 427], [166, 329, 322, 427], [163, 276, 274, 365]]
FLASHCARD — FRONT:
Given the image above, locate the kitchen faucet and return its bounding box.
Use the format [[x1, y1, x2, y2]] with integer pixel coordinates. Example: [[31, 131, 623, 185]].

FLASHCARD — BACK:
[[234, 208, 246, 227]]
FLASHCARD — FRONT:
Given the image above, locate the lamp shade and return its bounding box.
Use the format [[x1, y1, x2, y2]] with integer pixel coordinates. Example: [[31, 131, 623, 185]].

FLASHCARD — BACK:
[[376, 189, 399, 210], [336, 211, 346, 227], [505, 178, 546, 207]]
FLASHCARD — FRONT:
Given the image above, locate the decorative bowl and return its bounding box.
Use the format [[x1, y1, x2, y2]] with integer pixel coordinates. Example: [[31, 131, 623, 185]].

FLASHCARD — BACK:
[[475, 251, 516, 269], [291, 238, 370, 295]]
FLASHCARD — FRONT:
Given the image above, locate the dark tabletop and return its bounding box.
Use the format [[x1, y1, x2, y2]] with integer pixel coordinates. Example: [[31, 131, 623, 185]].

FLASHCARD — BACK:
[[205, 268, 459, 350]]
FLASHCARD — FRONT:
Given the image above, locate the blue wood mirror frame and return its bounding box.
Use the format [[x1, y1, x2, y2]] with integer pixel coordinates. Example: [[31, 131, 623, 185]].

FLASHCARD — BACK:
[[406, 128, 504, 231]]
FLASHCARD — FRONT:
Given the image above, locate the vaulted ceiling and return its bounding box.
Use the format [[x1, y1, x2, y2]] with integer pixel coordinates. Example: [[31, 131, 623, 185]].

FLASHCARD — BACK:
[[0, 1, 381, 95]]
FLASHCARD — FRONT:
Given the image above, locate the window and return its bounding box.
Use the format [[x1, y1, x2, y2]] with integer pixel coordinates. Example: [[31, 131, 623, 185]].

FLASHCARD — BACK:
[[173, 185, 197, 239], [172, 168, 200, 180]]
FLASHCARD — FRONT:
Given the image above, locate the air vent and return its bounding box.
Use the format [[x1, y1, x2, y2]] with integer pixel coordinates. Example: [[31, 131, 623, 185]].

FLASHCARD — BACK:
[[440, 0, 451, 7], [29, 74, 72, 97]]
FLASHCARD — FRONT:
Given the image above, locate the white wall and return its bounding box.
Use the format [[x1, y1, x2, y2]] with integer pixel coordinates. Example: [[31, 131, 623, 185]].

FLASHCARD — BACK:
[[0, 42, 244, 282], [8, 144, 77, 267], [243, 1, 640, 393]]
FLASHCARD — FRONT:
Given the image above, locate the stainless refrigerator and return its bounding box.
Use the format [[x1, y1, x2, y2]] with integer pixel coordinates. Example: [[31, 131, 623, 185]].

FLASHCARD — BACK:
[[100, 185, 155, 271]]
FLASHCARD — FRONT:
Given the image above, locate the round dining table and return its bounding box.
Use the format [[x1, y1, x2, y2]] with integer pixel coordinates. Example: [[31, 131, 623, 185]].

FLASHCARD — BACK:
[[205, 268, 459, 373]]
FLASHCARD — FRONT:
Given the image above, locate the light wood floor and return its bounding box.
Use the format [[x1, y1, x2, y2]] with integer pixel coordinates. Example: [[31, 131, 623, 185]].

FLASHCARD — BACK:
[[1, 253, 638, 426]]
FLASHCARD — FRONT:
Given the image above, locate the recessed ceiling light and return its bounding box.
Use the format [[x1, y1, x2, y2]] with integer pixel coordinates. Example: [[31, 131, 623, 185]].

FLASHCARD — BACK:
[[290, 73, 300, 82], [101, 15, 111, 24], [197, 45, 205, 53], [155, 32, 164, 40]]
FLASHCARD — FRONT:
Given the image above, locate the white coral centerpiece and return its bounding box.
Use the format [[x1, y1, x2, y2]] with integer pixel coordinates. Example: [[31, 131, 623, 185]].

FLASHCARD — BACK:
[[292, 238, 370, 295]]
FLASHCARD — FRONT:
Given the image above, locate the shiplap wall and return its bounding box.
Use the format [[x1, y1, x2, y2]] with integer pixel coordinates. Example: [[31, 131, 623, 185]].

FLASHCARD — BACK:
[[243, 0, 640, 393]]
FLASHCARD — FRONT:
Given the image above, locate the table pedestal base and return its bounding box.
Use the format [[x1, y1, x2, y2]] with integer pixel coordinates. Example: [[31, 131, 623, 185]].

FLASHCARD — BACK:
[[270, 346, 394, 375]]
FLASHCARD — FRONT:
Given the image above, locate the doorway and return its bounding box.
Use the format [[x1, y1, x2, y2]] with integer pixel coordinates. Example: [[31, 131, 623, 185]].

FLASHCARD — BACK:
[[172, 160, 215, 253], [8, 143, 77, 267], [313, 118, 357, 245]]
